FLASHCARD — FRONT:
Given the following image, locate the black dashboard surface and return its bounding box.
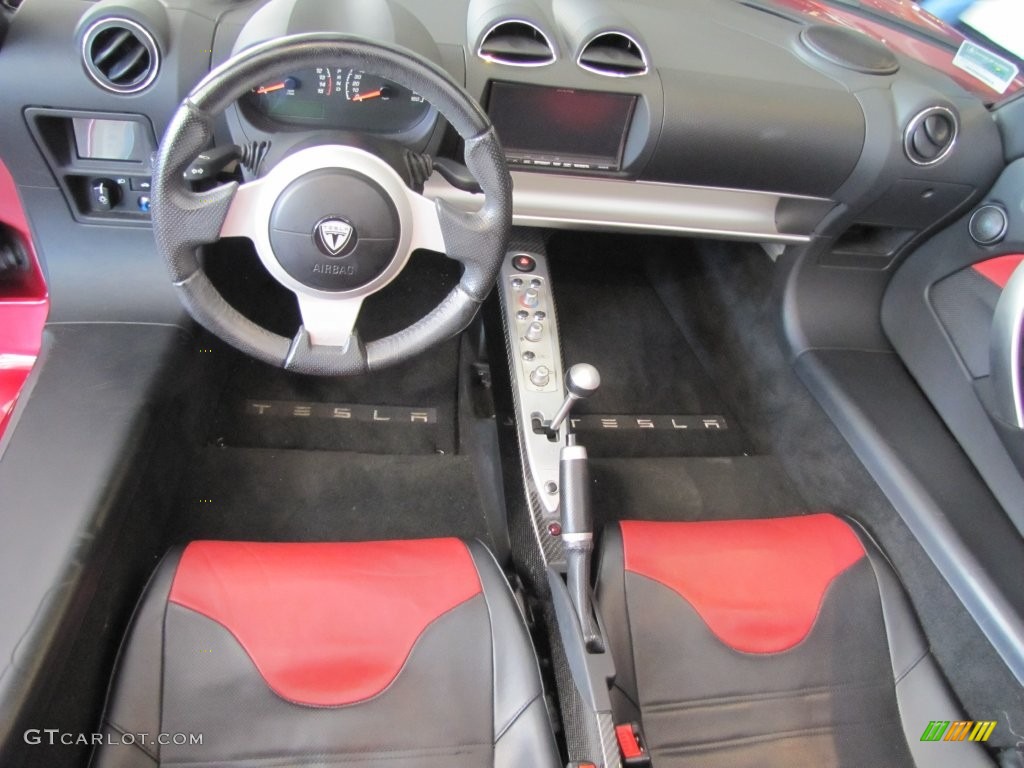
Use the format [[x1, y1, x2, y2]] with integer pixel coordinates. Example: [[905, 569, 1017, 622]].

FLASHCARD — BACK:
[[0, 0, 1007, 324]]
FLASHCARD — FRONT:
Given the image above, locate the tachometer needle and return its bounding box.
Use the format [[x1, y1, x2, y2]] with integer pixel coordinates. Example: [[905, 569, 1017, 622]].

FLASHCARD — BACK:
[[256, 77, 297, 95], [353, 89, 384, 102]]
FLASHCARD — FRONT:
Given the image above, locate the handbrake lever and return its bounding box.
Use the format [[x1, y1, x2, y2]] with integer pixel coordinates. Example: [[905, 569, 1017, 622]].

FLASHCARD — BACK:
[[555, 364, 604, 652]]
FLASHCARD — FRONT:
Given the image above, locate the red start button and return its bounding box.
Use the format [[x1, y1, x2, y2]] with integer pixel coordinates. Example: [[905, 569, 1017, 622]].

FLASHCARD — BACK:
[[512, 254, 536, 272]]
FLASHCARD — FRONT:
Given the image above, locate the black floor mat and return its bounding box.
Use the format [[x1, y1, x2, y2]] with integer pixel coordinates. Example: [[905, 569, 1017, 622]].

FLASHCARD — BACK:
[[590, 456, 806, 534], [207, 252, 463, 455], [548, 232, 749, 457], [171, 447, 495, 548]]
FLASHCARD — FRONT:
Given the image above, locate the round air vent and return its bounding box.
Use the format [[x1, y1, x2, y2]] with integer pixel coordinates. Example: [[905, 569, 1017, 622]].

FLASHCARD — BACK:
[[904, 106, 958, 166], [477, 20, 555, 67], [81, 17, 159, 94], [577, 32, 647, 77]]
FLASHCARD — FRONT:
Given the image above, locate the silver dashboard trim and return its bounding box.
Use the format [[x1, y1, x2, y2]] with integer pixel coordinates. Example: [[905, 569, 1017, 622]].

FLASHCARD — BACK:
[[424, 172, 817, 243], [81, 17, 161, 95], [576, 31, 649, 78], [476, 18, 557, 67], [903, 105, 959, 167]]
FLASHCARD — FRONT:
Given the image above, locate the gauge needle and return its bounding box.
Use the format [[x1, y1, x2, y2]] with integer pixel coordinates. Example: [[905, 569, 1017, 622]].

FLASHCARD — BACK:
[[256, 77, 297, 95], [353, 89, 384, 102]]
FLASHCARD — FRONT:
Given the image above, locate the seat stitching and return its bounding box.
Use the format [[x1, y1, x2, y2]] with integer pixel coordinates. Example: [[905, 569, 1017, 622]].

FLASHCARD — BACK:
[[642, 675, 892, 711], [612, 681, 642, 713], [104, 720, 159, 763], [494, 691, 541, 743], [893, 646, 929, 685], [653, 719, 894, 755]]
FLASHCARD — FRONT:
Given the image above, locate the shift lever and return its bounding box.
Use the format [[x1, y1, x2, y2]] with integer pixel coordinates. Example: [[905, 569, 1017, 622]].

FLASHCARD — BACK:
[[549, 363, 601, 433], [557, 363, 604, 652]]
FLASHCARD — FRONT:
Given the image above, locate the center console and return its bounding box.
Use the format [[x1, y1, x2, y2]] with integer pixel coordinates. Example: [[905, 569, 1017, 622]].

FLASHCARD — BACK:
[[498, 239, 571, 564], [498, 239, 622, 768]]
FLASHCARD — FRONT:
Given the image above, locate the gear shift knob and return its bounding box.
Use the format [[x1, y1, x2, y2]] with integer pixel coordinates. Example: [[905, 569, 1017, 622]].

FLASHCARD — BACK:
[[566, 363, 601, 398], [548, 363, 601, 433]]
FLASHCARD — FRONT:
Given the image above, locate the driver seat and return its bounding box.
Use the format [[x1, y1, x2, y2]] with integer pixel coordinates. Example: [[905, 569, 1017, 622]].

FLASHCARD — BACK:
[[91, 538, 561, 768]]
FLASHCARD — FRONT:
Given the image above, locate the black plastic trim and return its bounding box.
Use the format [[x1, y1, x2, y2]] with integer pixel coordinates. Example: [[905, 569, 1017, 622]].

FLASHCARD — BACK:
[[0, 323, 190, 761]]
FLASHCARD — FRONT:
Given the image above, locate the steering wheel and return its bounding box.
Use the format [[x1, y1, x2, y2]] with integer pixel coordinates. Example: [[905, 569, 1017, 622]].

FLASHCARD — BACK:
[[151, 34, 512, 376]]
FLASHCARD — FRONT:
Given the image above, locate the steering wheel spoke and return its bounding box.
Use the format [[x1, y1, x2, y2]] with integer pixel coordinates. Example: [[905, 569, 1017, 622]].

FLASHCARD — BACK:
[[295, 294, 364, 349], [406, 190, 448, 254], [219, 179, 264, 240]]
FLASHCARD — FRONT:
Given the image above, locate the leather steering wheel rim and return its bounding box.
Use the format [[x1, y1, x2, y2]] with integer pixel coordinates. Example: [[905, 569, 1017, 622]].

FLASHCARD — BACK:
[[151, 33, 512, 376]]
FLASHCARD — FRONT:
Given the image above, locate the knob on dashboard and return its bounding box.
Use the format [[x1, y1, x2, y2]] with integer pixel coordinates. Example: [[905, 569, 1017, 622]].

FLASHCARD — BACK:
[[530, 365, 551, 387], [521, 288, 540, 308], [969, 204, 1008, 246]]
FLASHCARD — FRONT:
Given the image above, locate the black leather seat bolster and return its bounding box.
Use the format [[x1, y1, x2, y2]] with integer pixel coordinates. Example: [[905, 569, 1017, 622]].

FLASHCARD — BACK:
[[466, 540, 561, 768], [851, 523, 993, 768], [94, 549, 183, 768], [594, 524, 641, 725]]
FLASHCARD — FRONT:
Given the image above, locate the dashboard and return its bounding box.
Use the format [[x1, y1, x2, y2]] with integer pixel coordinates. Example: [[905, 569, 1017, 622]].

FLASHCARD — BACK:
[[0, 0, 1010, 324]]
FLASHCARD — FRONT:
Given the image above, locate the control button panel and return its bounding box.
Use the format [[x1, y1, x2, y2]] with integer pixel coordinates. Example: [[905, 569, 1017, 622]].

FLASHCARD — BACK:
[[506, 271, 559, 394], [70, 175, 153, 220], [499, 250, 568, 519]]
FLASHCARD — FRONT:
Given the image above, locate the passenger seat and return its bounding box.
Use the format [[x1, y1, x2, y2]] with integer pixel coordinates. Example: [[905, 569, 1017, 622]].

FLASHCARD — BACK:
[[595, 514, 993, 767]]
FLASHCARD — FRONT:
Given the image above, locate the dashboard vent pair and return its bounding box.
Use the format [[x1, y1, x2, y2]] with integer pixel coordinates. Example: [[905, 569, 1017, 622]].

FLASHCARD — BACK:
[[478, 21, 646, 76], [904, 106, 958, 166], [81, 17, 159, 94]]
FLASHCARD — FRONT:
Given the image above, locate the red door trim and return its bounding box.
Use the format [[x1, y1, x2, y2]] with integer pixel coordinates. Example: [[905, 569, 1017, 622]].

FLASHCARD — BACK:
[[0, 158, 48, 439], [973, 254, 1024, 290]]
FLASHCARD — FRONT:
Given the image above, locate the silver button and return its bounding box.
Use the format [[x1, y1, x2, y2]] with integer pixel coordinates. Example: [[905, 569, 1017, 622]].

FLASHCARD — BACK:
[[521, 288, 540, 308], [530, 366, 551, 387]]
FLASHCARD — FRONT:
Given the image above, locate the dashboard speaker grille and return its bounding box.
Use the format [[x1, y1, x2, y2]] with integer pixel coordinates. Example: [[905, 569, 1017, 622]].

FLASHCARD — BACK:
[[478, 20, 555, 66], [578, 32, 647, 76], [82, 17, 159, 94], [904, 106, 958, 166]]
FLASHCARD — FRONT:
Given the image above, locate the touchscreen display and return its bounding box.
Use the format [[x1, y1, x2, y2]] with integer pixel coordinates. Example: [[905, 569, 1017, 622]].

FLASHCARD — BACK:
[[487, 83, 636, 170], [72, 118, 150, 162]]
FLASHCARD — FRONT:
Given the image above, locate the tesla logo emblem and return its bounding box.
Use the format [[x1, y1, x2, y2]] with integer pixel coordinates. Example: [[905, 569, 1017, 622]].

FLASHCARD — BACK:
[[314, 217, 355, 256]]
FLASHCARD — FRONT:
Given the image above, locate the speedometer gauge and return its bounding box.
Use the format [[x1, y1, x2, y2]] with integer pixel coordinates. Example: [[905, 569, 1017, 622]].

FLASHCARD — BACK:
[[246, 66, 432, 133]]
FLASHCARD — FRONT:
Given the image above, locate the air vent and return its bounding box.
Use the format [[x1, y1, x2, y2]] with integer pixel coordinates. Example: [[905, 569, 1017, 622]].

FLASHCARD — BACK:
[[577, 32, 648, 77], [82, 17, 159, 94], [904, 106, 958, 166], [478, 20, 555, 67]]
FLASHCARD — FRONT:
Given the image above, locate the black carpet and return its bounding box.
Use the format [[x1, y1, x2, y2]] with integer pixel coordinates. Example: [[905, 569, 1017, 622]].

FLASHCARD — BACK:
[[548, 232, 749, 457], [590, 455, 805, 533], [171, 447, 495, 549], [207, 251, 464, 454]]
